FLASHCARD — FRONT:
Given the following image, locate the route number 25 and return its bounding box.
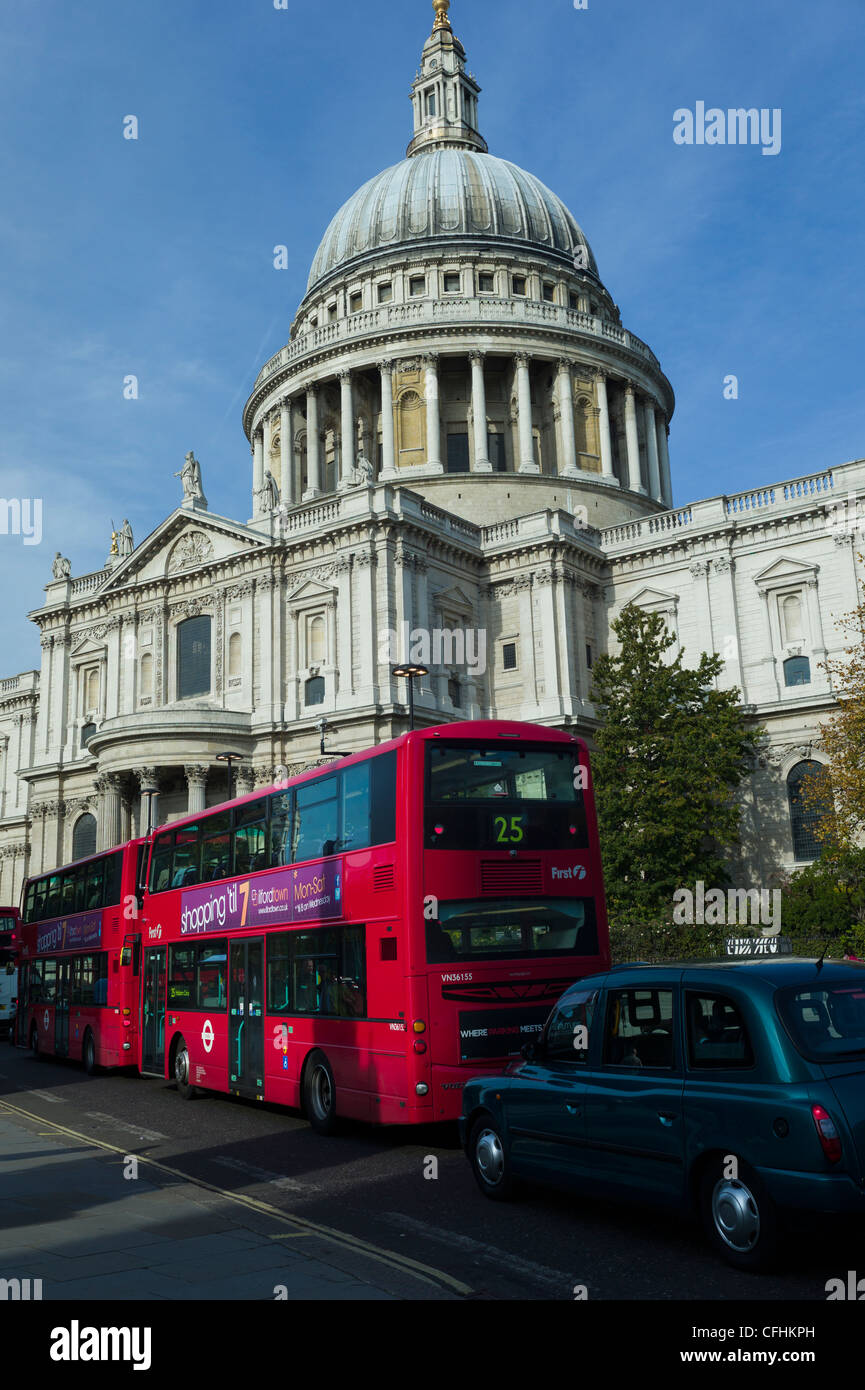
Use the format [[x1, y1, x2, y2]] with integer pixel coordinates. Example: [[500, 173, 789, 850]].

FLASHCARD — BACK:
[[494, 815, 524, 843]]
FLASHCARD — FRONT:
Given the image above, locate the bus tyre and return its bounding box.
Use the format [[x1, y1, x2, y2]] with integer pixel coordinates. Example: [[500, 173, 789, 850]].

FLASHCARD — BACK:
[[82, 1032, 97, 1076], [700, 1159, 779, 1272], [303, 1051, 339, 1135], [174, 1037, 198, 1100], [30, 1024, 42, 1060], [469, 1114, 518, 1202]]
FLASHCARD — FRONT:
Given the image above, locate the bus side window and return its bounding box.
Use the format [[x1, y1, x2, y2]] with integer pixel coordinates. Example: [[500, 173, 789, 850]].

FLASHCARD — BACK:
[[266, 932, 291, 1012], [23, 882, 36, 924], [370, 751, 397, 845], [172, 826, 201, 888], [340, 763, 371, 851], [149, 832, 174, 894], [73, 864, 87, 914], [85, 859, 104, 910], [234, 799, 269, 875], [45, 874, 62, 919], [61, 869, 76, 916], [105, 851, 124, 907], [269, 793, 292, 868]]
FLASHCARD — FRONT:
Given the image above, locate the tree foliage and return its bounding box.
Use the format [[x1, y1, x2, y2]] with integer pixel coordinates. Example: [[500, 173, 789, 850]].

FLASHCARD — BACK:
[[590, 606, 762, 923]]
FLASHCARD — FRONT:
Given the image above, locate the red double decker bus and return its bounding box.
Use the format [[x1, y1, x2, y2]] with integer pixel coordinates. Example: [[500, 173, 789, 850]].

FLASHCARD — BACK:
[[139, 720, 609, 1129], [16, 841, 148, 1070]]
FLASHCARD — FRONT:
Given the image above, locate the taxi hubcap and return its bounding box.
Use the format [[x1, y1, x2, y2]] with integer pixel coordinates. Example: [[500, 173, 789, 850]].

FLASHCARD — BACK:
[[712, 1177, 760, 1252], [476, 1128, 505, 1186]]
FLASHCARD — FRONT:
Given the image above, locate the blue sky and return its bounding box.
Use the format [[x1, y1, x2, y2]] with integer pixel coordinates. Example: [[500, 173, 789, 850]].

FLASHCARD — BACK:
[[0, 0, 863, 671]]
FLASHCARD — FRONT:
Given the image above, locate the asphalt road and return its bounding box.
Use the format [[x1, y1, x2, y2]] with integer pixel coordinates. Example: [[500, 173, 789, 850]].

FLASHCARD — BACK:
[[0, 1040, 857, 1301]]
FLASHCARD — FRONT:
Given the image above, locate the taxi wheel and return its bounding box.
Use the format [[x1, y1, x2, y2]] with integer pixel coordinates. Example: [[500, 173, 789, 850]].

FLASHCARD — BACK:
[[700, 1160, 778, 1271], [174, 1036, 198, 1100], [303, 1051, 339, 1135], [469, 1114, 518, 1202]]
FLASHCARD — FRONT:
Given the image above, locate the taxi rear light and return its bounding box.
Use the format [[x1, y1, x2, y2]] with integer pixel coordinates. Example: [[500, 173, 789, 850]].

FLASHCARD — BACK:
[[811, 1104, 842, 1163]]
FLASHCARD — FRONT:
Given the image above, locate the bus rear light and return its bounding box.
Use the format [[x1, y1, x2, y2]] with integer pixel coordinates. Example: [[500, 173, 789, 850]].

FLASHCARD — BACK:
[[122, 1008, 131, 1016], [413, 1041, 427, 1054], [413, 1020, 426, 1033], [122, 1018, 132, 1028], [415, 1083, 429, 1096], [811, 1105, 842, 1163]]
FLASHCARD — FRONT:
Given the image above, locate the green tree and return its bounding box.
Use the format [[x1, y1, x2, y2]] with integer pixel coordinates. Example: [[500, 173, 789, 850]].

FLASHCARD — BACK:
[[590, 606, 762, 924]]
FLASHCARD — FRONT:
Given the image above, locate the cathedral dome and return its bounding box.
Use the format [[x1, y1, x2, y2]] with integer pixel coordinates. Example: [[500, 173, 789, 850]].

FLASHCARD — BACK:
[[306, 150, 600, 294]]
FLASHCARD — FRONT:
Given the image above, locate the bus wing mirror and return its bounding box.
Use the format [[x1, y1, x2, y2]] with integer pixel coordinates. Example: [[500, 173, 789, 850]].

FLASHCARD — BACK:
[[520, 1041, 539, 1062]]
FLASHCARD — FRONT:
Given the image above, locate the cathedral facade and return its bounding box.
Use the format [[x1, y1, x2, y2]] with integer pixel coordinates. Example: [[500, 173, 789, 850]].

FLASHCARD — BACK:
[[0, 1, 862, 906]]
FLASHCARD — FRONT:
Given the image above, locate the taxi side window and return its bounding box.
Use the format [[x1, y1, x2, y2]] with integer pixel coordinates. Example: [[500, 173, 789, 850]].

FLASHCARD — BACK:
[[544, 989, 599, 1064], [603, 988, 675, 1069], [686, 993, 754, 1068]]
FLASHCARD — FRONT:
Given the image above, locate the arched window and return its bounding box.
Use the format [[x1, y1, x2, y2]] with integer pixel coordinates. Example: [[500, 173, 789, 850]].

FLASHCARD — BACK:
[[781, 593, 804, 643], [784, 656, 811, 687], [228, 633, 242, 677], [305, 676, 325, 707], [139, 652, 152, 697], [787, 760, 829, 862], [84, 667, 99, 712], [308, 615, 326, 665], [177, 616, 211, 699], [72, 812, 97, 861], [448, 678, 461, 708], [80, 721, 96, 749]]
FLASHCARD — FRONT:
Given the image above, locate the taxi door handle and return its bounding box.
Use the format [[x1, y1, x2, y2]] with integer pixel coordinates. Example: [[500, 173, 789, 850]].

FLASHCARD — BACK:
[[565, 1102, 582, 1114], [657, 1111, 675, 1126]]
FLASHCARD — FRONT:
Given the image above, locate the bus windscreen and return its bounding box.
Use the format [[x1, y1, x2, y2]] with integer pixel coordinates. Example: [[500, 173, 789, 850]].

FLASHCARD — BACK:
[[425, 743, 587, 850]]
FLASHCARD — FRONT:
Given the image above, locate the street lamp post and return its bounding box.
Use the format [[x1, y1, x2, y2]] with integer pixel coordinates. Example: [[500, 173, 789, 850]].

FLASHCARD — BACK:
[[392, 663, 428, 731], [216, 751, 245, 802]]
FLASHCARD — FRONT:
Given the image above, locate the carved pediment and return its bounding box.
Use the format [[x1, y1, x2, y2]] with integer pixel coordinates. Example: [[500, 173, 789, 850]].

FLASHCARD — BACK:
[[96, 510, 268, 591], [625, 585, 679, 612], [754, 556, 819, 590]]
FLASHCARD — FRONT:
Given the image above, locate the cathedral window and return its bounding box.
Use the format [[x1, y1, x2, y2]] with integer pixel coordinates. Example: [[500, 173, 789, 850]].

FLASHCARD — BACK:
[[446, 432, 469, 473], [377, 282, 393, 304], [781, 593, 804, 643], [425, 88, 436, 118], [478, 272, 495, 294], [569, 292, 579, 310], [512, 275, 527, 296], [228, 633, 242, 678], [72, 813, 97, 861], [327, 303, 337, 322], [409, 275, 426, 297], [586, 644, 594, 670], [139, 652, 153, 697], [349, 291, 362, 313], [305, 676, 325, 707], [443, 272, 461, 293], [787, 761, 828, 861], [80, 722, 96, 749], [501, 641, 518, 672], [448, 678, 461, 708], [82, 666, 99, 714], [784, 656, 811, 687], [307, 614, 326, 665], [542, 282, 555, 302], [177, 616, 212, 699]]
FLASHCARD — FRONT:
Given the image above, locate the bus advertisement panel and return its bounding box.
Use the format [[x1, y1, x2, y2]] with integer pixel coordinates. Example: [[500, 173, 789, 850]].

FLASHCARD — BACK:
[[139, 720, 609, 1129], [16, 840, 148, 1070]]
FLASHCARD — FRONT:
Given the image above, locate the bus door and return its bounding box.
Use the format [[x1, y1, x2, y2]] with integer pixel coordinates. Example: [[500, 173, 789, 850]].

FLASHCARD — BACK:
[[141, 948, 166, 1075], [229, 939, 264, 1101], [55, 959, 70, 1057]]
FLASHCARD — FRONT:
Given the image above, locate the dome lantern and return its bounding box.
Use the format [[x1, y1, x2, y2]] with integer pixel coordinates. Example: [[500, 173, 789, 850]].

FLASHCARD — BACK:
[[407, 1, 487, 158]]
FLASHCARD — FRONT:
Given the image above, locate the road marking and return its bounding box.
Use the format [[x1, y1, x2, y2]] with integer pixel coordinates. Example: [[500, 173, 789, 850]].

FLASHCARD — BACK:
[[0, 1099, 472, 1298], [85, 1111, 168, 1143], [211, 1154, 312, 1195], [29, 1090, 64, 1103], [269, 1233, 312, 1239], [382, 1212, 575, 1296]]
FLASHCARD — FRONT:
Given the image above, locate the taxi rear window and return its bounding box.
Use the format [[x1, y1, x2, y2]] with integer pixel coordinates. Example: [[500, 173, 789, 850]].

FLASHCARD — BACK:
[[776, 983, 865, 1060]]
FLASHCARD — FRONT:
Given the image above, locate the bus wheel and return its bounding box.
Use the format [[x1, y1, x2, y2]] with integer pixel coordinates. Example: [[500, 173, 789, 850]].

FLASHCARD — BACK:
[[469, 1114, 518, 1202], [82, 1032, 98, 1077], [29, 1024, 41, 1060], [303, 1051, 339, 1135], [174, 1037, 198, 1100]]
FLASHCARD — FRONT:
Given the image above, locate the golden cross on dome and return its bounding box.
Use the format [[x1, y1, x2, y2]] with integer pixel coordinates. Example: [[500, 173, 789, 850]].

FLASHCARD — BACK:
[[432, 0, 452, 33]]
